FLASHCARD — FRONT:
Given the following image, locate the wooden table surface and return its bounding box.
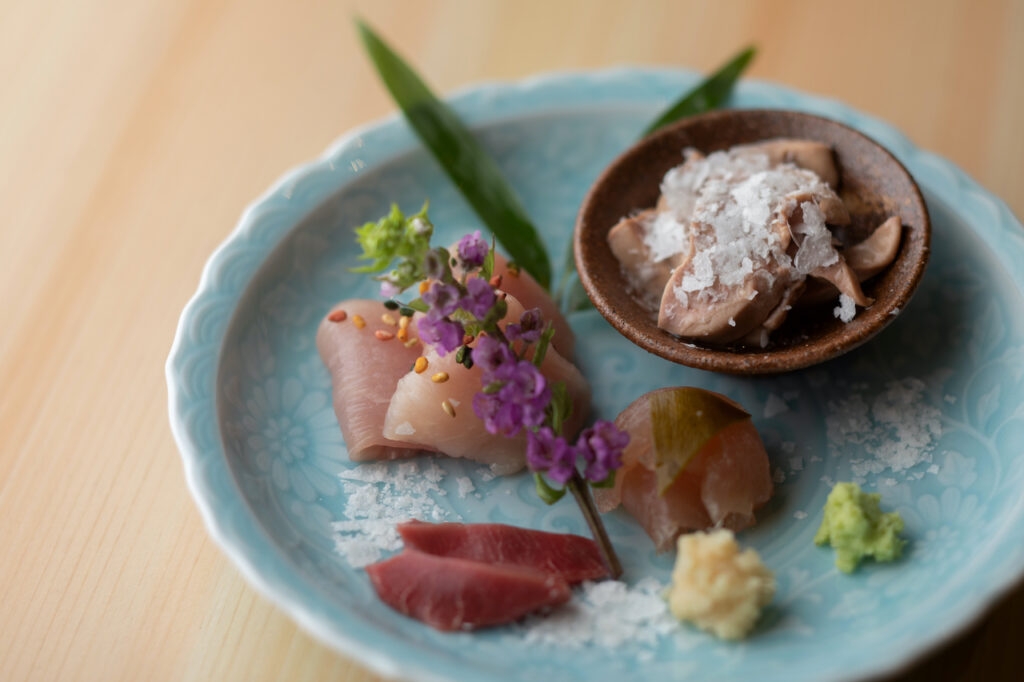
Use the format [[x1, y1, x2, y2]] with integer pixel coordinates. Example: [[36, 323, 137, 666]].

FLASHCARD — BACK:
[[2, 0, 1022, 680]]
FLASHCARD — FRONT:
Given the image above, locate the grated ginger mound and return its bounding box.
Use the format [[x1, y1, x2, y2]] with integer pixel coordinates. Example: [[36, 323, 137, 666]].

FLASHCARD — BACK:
[[667, 529, 774, 639]]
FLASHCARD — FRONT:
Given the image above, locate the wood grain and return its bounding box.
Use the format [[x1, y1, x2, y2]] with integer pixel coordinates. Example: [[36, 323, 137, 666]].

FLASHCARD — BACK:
[[0, 1, 1020, 680]]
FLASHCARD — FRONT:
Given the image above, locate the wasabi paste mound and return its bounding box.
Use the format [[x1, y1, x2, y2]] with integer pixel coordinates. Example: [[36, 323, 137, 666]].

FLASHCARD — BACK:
[[815, 482, 905, 573]]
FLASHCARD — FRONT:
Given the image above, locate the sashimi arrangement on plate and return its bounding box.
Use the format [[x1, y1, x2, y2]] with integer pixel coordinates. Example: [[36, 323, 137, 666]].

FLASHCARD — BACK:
[[168, 21, 1024, 682]]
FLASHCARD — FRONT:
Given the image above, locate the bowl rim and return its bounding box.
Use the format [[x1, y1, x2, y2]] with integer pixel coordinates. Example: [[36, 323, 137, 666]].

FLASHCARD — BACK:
[[574, 108, 932, 375]]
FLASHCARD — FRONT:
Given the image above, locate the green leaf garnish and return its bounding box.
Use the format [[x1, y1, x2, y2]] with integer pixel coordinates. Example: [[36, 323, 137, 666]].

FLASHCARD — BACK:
[[356, 19, 552, 290], [352, 202, 434, 292], [534, 472, 566, 504], [640, 46, 757, 137], [531, 322, 555, 367], [649, 388, 750, 495], [481, 240, 496, 281], [545, 380, 572, 434], [404, 298, 429, 313]]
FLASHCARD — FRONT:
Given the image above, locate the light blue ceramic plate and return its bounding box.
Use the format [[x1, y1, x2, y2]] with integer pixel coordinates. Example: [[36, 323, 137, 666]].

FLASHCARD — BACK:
[[168, 68, 1024, 682]]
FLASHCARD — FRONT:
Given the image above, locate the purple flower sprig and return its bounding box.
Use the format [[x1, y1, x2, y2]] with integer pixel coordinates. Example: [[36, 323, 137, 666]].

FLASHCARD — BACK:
[[354, 212, 627, 576]]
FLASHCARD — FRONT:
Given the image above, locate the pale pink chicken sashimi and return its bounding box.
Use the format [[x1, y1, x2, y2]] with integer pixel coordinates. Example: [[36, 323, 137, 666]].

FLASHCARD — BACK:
[[594, 388, 773, 552], [383, 292, 590, 475], [366, 549, 570, 631], [397, 521, 609, 583], [315, 300, 430, 461]]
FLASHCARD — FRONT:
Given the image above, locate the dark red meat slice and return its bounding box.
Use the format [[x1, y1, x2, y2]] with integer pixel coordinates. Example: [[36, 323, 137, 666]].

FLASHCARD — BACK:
[[397, 521, 609, 583], [365, 549, 570, 631]]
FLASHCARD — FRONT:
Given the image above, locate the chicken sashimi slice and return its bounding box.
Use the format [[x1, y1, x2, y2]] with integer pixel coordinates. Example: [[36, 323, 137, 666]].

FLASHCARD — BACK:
[[736, 138, 841, 189], [594, 388, 773, 552], [608, 209, 691, 310], [810, 260, 872, 306], [797, 215, 901, 307], [658, 266, 789, 344], [383, 293, 591, 475], [844, 216, 902, 280], [316, 300, 431, 461]]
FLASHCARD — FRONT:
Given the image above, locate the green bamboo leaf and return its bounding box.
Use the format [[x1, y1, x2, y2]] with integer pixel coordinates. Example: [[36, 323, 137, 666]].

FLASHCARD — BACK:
[[356, 20, 552, 289], [641, 46, 756, 137]]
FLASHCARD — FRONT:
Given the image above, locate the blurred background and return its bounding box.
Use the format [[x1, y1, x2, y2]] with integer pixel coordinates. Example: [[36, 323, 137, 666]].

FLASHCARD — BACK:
[[1, 0, 1020, 680]]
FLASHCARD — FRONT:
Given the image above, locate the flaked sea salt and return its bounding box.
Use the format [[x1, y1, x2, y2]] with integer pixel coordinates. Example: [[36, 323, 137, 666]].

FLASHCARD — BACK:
[[644, 148, 842, 314], [826, 378, 943, 478], [792, 201, 839, 275], [833, 293, 856, 323], [794, 511, 808, 520], [789, 456, 804, 472], [455, 475, 475, 498], [331, 460, 456, 567], [519, 578, 677, 649]]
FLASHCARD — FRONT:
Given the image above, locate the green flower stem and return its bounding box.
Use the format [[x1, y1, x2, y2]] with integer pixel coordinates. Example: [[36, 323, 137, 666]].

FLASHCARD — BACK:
[[568, 470, 623, 579]]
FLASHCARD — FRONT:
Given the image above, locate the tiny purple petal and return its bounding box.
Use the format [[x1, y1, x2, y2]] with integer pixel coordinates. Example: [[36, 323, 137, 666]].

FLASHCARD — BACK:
[[417, 316, 464, 355], [526, 428, 577, 484], [494, 360, 548, 403], [473, 393, 524, 436], [460, 277, 496, 318], [576, 420, 629, 483], [379, 280, 401, 298], [422, 282, 460, 317], [457, 230, 488, 268], [507, 308, 545, 344], [471, 335, 514, 375]]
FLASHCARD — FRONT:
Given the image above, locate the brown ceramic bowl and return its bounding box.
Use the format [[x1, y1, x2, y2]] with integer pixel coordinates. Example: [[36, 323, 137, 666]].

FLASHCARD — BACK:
[[574, 109, 931, 375]]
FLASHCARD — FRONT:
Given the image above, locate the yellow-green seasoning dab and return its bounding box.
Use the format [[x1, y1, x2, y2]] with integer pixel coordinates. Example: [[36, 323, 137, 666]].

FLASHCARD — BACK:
[[815, 482, 905, 573]]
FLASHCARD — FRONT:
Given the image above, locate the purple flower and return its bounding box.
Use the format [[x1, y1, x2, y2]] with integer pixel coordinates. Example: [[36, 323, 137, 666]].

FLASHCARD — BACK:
[[575, 420, 629, 483], [422, 282, 460, 317], [493, 360, 548, 404], [471, 334, 514, 374], [379, 280, 400, 298], [506, 307, 545, 344], [472, 359, 550, 435], [473, 393, 525, 436], [417, 316, 465, 355], [457, 230, 488, 268], [492, 360, 550, 428], [527, 428, 577, 485], [460, 277, 496, 318]]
